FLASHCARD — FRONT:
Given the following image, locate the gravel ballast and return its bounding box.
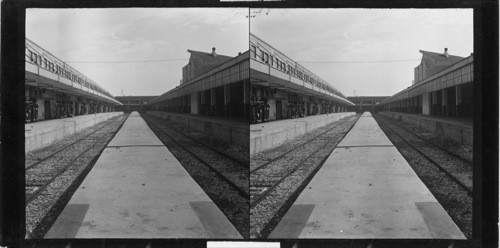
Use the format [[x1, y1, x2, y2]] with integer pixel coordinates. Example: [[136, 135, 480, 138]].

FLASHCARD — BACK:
[[26, 114, 128, 238], [250, 115, 360, 238], [374, 113, 473, 239], [142, 113, 249, 238]]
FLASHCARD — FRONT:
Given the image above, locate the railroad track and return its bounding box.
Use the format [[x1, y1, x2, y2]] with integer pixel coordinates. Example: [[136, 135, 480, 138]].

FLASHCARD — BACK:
[[374, 115, 472, 195], [142, 114, 249, 198], [158, 117, 249, 167], [25, 115, 128, 205], [251, 119, 343, 173], [379, 115, 472, 165], [250, 115, 360, 208]]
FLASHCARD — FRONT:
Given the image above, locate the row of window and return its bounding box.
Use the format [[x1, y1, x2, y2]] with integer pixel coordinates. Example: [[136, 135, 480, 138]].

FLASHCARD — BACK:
[[26, 48, 113, 99], [352, 101, 381, 105], [251, 45, 338, 96]]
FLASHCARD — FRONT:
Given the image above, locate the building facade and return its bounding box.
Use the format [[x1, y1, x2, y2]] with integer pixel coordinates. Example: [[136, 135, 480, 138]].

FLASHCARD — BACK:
[[148, 48, 250, 119], [347, 96, 390, 112], [115, 96, 158, 112], [381, 48, 473, 118], [25, 38, 122, 122], [249, 33, 354, 123]]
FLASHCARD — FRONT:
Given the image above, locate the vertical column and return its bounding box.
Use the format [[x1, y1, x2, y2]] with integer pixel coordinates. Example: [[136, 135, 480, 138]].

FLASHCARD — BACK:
[[200, 91, 206, 115], [442, 89, 448, 116], [224, 85, 230, 117], [243, 80, 249, 118], [191, 92, 199, 114], [431, 91, 437, 115], [210, 88, 216, 115], [456, 85, 462, 117]]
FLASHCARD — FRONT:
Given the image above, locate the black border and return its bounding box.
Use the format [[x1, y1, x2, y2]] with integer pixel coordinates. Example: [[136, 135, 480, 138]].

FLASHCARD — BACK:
[[1, 0, 498, 247]]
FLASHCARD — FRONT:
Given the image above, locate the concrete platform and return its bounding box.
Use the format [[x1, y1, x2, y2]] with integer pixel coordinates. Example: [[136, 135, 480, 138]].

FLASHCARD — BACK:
[[269, 112, 465, 239], [250, 112, 356, 155], [45, 112, 242, 239], [25, 112, 123, 153], [146, 111, 248, 149], [379, 111, 473, 146]]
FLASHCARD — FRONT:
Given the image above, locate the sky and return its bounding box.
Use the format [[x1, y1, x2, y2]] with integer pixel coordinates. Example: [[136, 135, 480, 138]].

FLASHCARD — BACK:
[[26, 8, 249, 97], [250, 8, 473, 96], [26, 8, 473, 98]]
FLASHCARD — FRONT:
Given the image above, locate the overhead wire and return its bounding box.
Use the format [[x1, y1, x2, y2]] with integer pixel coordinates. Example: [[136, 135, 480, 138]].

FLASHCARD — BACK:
[[65, 58, 421, 64], [296, 59, 421, 64], [66, 58, 189, 64]]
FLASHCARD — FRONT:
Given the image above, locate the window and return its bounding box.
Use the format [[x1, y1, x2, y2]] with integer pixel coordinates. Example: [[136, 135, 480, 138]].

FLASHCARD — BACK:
[[29, 50, 36, 62], [260, 50, 265, 61], [32, 52, 38, 63], [251, 45, 256, 59], [269, 55, 274, 66], [264, 53, 269, 63]]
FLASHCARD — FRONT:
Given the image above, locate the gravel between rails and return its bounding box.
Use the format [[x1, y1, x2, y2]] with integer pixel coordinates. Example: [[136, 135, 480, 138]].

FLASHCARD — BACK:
[[375, 116, 472, 193], [141, 113, 249, 238], [143, 114, 248, 195], [250, 114, 361, 238], [161, 118, 249, 166], [26, 114, 129, 239], [373, 113, 472, 239]]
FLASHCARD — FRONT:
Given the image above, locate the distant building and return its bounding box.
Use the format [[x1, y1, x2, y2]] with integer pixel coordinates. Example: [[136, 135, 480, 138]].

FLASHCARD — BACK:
[[413, 48, 464, 85], [347, 96, 390, 112], [148, 47, 249, 118], [115, 96, 158, 112], [181, 48, 233, 84], [382, 48, 473, 117]]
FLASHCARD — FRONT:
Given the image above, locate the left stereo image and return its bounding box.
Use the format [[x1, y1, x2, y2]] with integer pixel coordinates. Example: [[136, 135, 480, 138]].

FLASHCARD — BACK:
[[24, 8, 250, 239]]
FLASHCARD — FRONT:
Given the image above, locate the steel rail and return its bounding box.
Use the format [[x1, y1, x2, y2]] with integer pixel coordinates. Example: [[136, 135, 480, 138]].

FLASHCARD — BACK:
[[375, 116, 472, 195], [380, 115, 472, 165], [142, 114, 249, 198], [25, 115, 127, 205], [250, 115, 360, 209], [250, 116, 350, 173], [25, 116, 118, 171]]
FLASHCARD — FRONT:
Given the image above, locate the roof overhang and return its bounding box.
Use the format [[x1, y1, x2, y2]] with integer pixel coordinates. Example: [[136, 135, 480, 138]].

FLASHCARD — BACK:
[[381, 55, 473, 105], [250, 60, 354, 106], [26, 62, 122, 106]]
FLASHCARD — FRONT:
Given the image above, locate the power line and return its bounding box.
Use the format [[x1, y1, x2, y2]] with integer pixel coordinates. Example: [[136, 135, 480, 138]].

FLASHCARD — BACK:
[[296, 59, 421, 64], [66, 58, 189, 64], [65, 58, 422, 64]]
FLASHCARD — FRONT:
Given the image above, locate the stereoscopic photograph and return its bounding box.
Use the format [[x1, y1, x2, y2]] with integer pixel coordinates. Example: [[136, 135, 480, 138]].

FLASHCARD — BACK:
[[0, 1, 493, 247]]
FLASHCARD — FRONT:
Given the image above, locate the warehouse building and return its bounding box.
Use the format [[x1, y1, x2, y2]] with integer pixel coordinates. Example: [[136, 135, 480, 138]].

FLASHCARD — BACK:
[[249, 33, 354, 123], [381, 48, 473, 118], [147, 48, 249, 119], [25, 38, 121, 123]]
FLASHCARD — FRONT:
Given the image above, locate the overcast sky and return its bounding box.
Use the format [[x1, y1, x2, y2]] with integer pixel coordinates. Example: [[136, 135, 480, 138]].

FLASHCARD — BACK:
[[26, 8, 249, 96], [27, 8, 473, 98], [250, 8, 473, 96]]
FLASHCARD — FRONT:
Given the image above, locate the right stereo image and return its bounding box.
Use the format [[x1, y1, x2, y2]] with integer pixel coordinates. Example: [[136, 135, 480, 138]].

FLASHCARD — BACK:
[[249, 8, 473, 240]]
